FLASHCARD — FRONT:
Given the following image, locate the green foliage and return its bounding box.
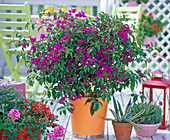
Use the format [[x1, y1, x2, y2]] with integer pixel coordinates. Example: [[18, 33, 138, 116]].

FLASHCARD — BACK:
[[102, 96, 146, 129], [131, 103, 163, 124], [131, 91, 146, 104], [139, 13, 165, 37]]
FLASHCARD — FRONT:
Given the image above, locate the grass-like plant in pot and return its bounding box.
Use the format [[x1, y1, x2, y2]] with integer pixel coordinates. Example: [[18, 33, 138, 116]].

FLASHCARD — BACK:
[[0, 84, 64, 140], [131, 102, 163, 136], [102, 96, 146, 140], [16, 8, 155, 137]]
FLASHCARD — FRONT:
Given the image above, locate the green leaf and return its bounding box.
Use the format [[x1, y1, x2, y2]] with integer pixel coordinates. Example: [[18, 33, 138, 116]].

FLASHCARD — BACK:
[[125, 99, 131, 113], [124, 119, 141, 129], [63, 110, 66, 115], [112, 96, 120, 121], [109, 109, 116, 120], [25, 22, 30, 28], [87, 36, 91, 42], [93, 103, 99, 111], [47, 90, 51, 98], [38, 26, 43, 32], [117, 101, 123, 117], [32, 24, 35, 30], [101, 116, 114, 121], [91, 102, 95, 115]]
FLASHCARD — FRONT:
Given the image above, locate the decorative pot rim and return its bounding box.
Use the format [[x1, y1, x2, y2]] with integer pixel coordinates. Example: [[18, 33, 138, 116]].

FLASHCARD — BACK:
[[135, 123, 161, 127], [112, 121, 133, 127]]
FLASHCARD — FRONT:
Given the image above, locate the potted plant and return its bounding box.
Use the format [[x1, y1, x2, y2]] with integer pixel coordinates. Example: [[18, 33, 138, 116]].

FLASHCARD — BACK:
[[0, 84, 64, 140], [122, 0, 149, 6], [131, 102, 163, 136], [139, 13, 165, 46], [102, 96, 146, 140], [16, 8, 154, 138]]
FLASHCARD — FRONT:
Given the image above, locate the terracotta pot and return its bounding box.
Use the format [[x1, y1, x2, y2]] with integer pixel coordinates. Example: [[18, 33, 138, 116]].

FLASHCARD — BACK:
[[134, 123, 161, 136], [112, 122, 133, 140], [70, 97, 108, 139], [144, 35, 156, 47], [127, 0, 138, 6]]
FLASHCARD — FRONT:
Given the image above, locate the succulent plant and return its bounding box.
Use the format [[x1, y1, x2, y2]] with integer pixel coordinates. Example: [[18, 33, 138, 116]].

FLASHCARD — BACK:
[[131, 103, 163, 124], [102, 96, 147, 129]]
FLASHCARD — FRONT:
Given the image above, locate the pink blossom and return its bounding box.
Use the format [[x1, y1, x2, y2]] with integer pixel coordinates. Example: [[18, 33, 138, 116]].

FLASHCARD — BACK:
[[68, 77, 73, 82], [58, 97, 65, 104], [48, 132, 56, 140], [8, 109, 21, 120], [40, 34, 45, 39], [30, 37, 36, 44], [70, 107, 75, 113], [119, 71, 123, 75], [48, 126, 65, 140], [51, 113, 56, 118], [91, 57, 96, 63], [101, 85, 106, 89], [122, 76, 126, 81], [145, 44, 151, 48]]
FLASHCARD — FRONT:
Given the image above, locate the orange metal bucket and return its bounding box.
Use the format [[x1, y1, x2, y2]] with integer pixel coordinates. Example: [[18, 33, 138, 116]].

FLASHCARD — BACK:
[[70, 97, 108, 139]]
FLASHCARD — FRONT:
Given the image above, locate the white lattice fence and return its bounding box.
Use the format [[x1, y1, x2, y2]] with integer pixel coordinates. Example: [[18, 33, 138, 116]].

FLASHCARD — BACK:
[[120, 0, 170, 77]]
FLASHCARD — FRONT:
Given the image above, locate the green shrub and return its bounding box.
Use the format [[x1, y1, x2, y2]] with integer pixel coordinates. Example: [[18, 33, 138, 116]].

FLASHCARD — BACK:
[[131, 103, 163, 124]]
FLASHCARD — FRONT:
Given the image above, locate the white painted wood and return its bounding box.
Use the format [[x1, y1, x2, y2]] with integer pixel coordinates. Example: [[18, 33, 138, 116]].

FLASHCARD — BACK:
[[107, 120, 116, 139], [100, 0, 108, 13], [3, 0, 101, 6], [152, 129, 170, 140]]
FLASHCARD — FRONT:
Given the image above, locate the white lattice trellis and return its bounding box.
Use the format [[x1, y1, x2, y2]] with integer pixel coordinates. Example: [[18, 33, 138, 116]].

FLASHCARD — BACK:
[[120, 0, 170, 77]]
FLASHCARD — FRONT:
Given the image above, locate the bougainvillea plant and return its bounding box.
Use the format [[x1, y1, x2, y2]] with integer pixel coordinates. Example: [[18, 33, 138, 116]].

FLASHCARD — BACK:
[[0, 84, 64, 140], [16, 9, 154, 115], [139, 13, 165, 37]]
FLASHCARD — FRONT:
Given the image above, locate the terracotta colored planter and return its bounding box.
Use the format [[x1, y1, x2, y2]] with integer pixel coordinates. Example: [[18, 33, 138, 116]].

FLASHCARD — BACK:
[[127, 0, 138, 6], [134, 123, 161, 136], [112, 122, 133, 140], [70, 97, 108, 139], [144, 35, 156, 47]]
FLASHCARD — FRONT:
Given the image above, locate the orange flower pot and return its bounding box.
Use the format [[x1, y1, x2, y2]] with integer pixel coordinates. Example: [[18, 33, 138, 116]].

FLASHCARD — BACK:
[[70, 97, 108, 139], [112, 122, 133, 140]]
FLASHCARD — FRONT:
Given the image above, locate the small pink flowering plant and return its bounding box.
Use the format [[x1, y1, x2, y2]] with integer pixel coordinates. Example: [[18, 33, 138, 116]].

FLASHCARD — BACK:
[[48, 125, 65, 140], [0, 84, 64, 140], [8, 109, 21, 120], [16, 9, 153, 115]]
